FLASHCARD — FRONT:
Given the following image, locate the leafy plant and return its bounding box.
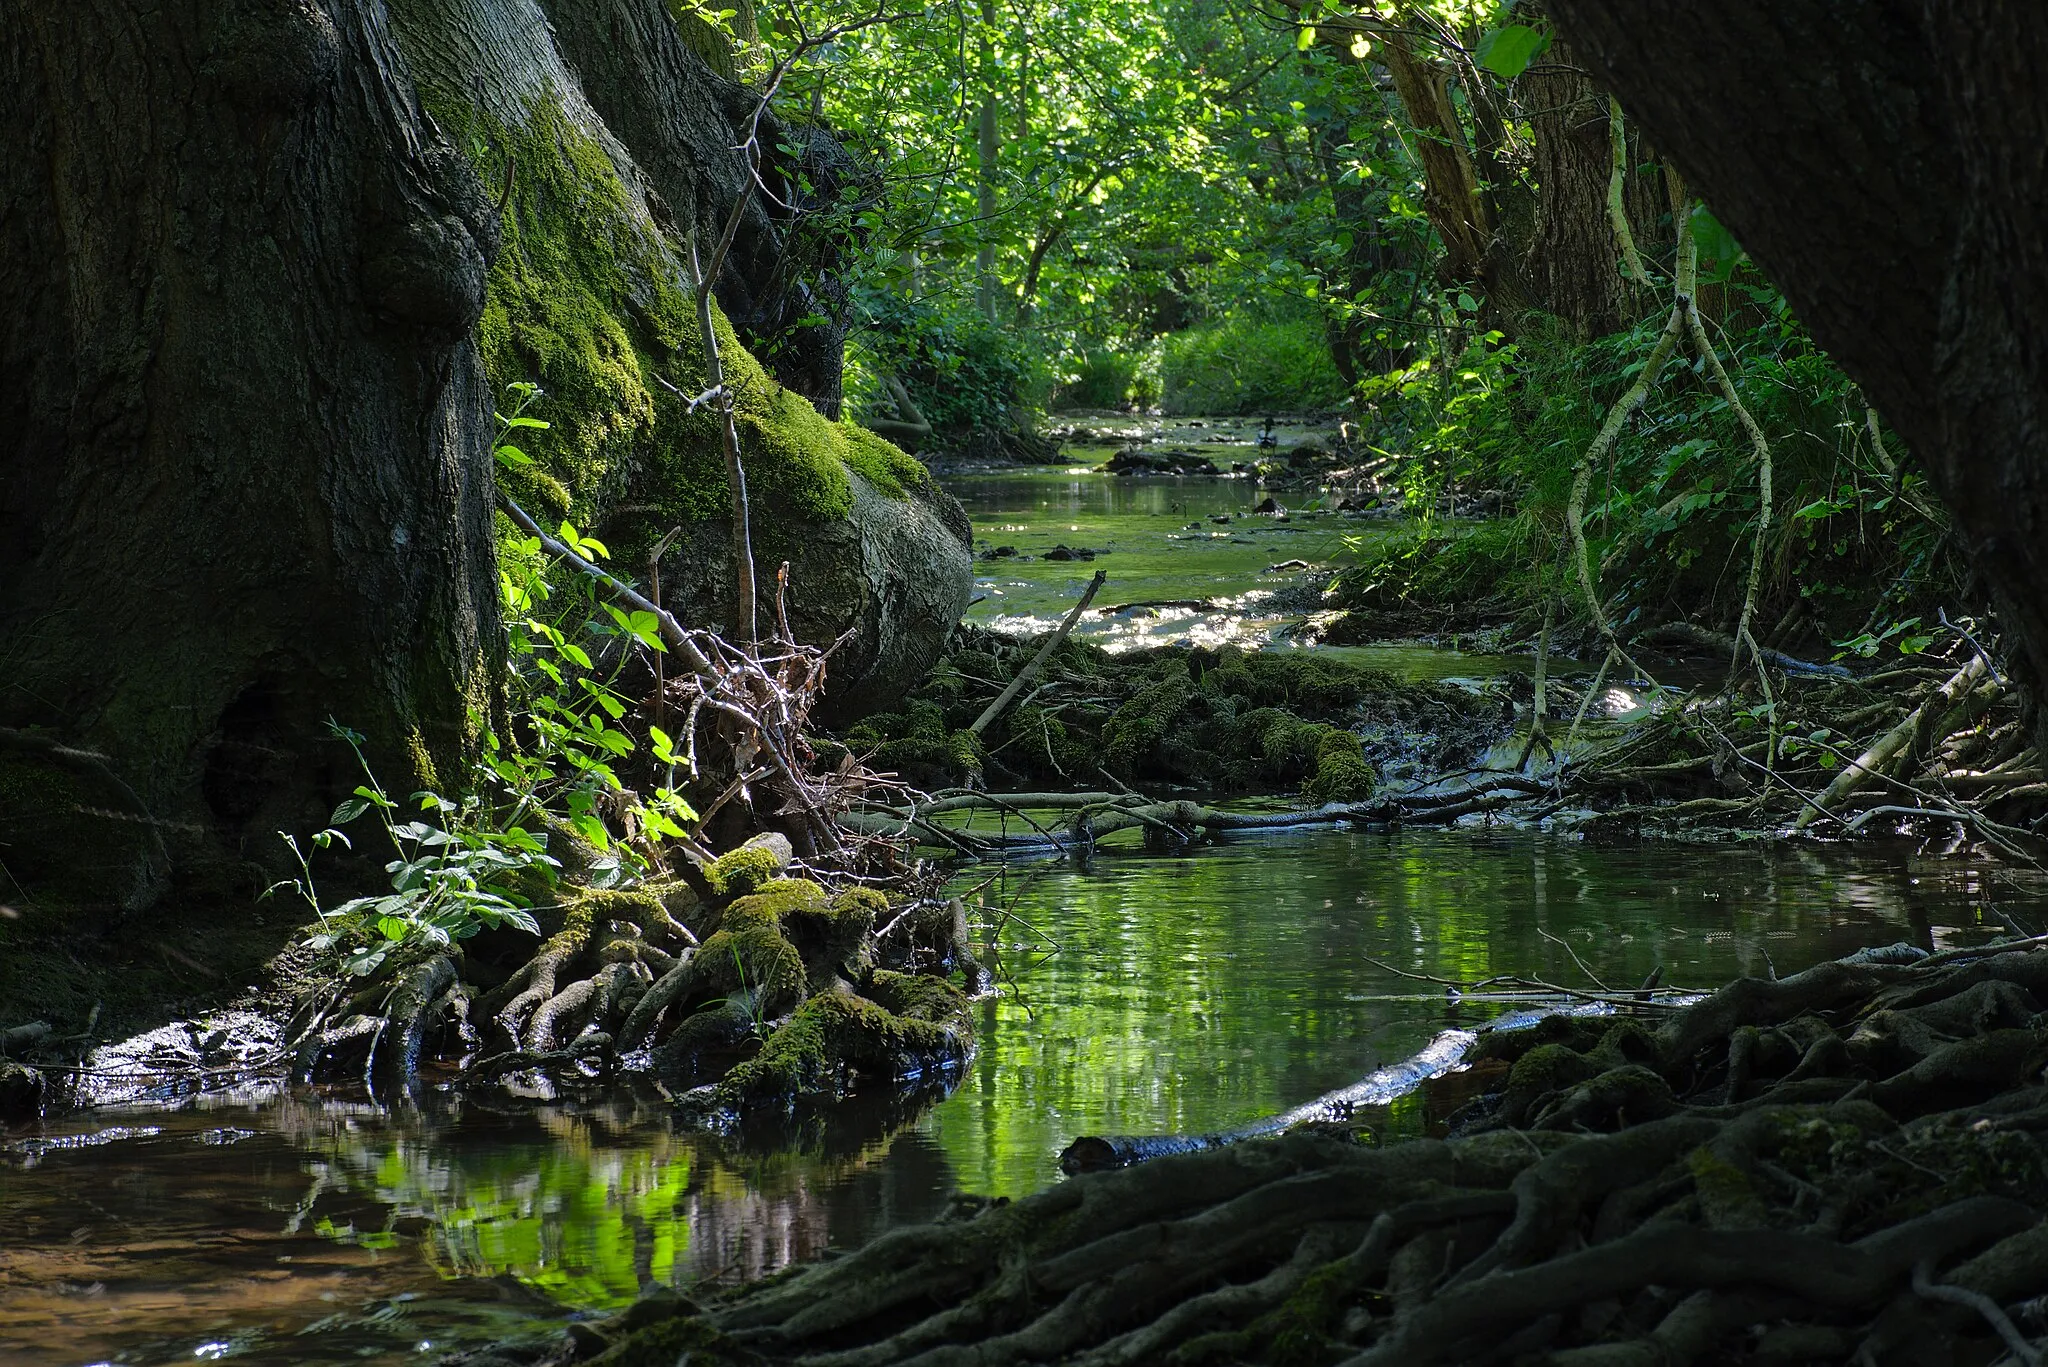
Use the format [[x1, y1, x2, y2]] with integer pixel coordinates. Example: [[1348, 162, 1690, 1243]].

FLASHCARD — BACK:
[[270, 723, 553, 978], [272, 386, 702, 972]]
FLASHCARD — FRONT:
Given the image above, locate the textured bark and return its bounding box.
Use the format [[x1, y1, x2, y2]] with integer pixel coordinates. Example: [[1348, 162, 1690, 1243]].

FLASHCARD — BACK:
[[382, 0, 968, 723], [1380, 28, 1493, 293], [1547, 2, 2048, 716], [1522, 32, 1626, 339], [0, 0, 501, 911]]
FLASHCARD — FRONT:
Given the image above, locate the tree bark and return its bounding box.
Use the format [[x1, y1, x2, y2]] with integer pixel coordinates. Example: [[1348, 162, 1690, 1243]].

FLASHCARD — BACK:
[[1546, 2, 2048, 723], [1521, 32, 1627, 339], [0, 0, 502, 913], [1379, 26, 1493, 293], [976, 0, 1002, 324]]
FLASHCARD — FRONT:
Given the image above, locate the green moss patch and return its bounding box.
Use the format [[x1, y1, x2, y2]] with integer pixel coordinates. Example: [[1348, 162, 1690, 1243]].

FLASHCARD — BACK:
[[441, 93, 930, 565], [843, 629, 1502, 798]]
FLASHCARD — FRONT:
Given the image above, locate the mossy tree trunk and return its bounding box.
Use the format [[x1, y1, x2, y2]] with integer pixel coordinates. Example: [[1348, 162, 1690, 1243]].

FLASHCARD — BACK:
[[384, 0, 968, 724], [0, 0, 503, 916], [0, 0, 953, 934]]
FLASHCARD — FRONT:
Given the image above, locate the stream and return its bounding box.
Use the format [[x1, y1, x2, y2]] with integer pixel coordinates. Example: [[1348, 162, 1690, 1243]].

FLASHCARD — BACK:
[[5, 443, 2045, 1366]]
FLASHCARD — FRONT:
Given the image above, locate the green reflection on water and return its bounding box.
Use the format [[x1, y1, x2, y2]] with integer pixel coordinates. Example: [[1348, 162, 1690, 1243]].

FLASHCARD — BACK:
[[4, 832, 2030, 1366], [947, 464, 1378, 647], [920, 827, 2017, 1196], [941, 463, 1533, 682]]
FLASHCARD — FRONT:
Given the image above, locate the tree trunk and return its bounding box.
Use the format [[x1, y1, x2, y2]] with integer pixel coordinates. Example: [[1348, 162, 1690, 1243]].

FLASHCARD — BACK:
[[1521, 32, 1627, 339], [385, 0, 968, 723], [1546, 1, 2048, 728], [1379, 27, 1493, 292], [0, 0, 966, 933], [0, 0, 502, 915], [975, 0, 1001, 324]]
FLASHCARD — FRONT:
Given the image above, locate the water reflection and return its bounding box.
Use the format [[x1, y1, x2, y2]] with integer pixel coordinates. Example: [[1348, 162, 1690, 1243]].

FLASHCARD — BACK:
[[1, 1096, 957, 1366], [945, 465, 1384, 651], [2, 829, 2038, 1366], [925, 826, 2031, 1195]]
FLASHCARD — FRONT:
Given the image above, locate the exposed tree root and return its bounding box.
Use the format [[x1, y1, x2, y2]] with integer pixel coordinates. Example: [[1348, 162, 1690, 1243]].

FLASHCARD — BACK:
[[451, 942, 2048, 1366], [293, 827, 981, 1114]]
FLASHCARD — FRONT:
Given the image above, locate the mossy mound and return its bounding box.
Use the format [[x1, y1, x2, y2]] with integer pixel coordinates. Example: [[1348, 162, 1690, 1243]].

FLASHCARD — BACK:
[[632, 874, 973, 1112], [844, 630, 1505, 799]]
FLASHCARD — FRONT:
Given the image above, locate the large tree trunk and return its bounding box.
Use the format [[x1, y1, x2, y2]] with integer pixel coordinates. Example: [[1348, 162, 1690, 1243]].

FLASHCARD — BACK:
[[384, 0, 970, 725], [0, 0, 502, 916], [0, 0, 966, 939], [1521, 31, 1627, 339], [1547, 2, 2048, 721]]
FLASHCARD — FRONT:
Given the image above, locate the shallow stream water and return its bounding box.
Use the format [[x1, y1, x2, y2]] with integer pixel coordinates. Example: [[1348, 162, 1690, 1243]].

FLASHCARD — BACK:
[[5, 452, 2042, 1366]]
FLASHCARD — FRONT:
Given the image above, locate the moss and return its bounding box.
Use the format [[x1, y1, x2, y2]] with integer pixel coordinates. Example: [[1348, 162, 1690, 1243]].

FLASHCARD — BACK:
[[1303, 728, 1377, 805], [403, 727, 441, 793], [585, 1312, 749, 1367], [1006, 703, 1102, 777], [786, 883, 880, 978], [1256, 1258, 1355, 1365], [437, 92, 926, 574], [845, 711, 906, 745], [704, 845, 785, 901], [829, 886, 892, 922], [561, 886, 667, 936], [907, 700, 947, 740], [1237, 708, 1323, 778], [1688, 1144, 1772, 1228], [842, 421, 934, 497], [722, 877, 828, 928], [693, 923, 806, 1010], [865, 967, 968, 1023], [719, 987, 965, 1105], [1103, 675, 1196, 774], [1499, 1042, 1598, 1125], [1587, 1019, 1662, 1073]]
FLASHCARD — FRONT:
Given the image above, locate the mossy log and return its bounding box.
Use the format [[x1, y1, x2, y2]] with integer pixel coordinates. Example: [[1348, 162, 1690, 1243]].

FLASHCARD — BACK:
[[457, 941, 2048, 1367]]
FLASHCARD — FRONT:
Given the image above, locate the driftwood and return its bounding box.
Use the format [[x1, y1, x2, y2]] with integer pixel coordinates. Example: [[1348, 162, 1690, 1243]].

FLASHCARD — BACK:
[[1634, 620, 1851, 679], [842, 779, 1547, 859]]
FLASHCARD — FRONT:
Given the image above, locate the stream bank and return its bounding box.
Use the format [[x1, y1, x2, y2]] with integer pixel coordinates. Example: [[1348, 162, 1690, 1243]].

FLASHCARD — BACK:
[[6, 832, 2043, 1366], [6, 436, 2048, 1366]]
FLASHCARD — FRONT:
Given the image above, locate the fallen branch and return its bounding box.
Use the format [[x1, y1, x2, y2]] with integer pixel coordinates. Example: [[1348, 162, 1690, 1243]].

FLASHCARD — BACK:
[[969, 569, 1108, 736]]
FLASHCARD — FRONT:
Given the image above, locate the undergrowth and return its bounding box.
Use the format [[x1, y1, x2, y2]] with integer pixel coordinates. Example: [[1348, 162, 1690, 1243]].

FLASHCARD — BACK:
[[1334, 286, 1963, 657]]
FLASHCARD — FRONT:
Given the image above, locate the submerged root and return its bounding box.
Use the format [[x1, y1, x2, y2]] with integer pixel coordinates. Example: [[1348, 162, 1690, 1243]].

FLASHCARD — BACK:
[[454, 943, 2048, 1367]]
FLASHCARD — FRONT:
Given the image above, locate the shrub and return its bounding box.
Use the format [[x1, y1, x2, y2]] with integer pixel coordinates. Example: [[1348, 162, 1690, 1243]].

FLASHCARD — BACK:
[[1159, 315, 1348, 414]]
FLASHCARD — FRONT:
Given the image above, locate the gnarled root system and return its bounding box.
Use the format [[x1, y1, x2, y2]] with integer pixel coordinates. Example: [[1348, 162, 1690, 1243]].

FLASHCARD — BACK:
[[293, 834, 980, 1114], [457, 941, 2048, 1366]]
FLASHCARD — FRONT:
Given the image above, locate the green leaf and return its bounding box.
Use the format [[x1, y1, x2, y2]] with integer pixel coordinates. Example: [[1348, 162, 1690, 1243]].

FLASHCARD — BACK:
[[493, 443, 534, 469], [1475, 24, 1547, 78], [1689, 203, 1744, 282], [649, 725, 679, 764], [1296, 24, 1315, 50]]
